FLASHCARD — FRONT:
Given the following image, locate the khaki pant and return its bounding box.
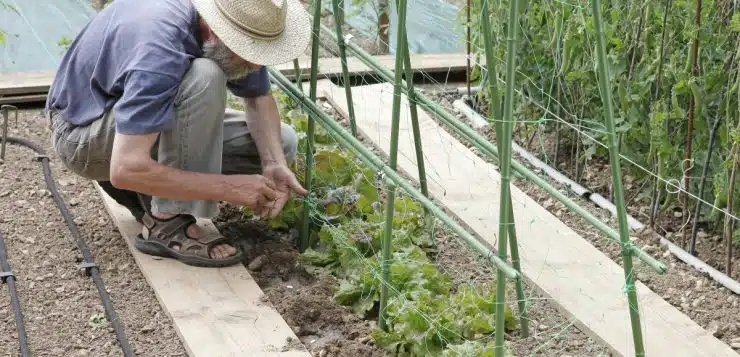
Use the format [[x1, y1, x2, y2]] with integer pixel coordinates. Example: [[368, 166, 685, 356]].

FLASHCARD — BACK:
[[49, 58, 298, 219]]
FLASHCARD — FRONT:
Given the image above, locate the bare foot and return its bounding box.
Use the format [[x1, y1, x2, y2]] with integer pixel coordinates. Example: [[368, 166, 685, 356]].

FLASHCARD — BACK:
[[150, 212, 237, 259]]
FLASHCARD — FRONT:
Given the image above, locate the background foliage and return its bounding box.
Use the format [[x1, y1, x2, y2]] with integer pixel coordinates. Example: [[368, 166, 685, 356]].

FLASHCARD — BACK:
[[463, 0, 739, 239]]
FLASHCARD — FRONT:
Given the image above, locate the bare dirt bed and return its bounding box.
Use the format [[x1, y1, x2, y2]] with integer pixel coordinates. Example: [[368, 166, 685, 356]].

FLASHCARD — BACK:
[[0, 109, 186, 357]]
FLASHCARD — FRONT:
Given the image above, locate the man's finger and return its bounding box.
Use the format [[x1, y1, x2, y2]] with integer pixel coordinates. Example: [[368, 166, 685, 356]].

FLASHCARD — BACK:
[[288, 175, 308, 196], [260, 185, 278, 201], [269, 195, 289, 218], [262, 175, 277, 190]]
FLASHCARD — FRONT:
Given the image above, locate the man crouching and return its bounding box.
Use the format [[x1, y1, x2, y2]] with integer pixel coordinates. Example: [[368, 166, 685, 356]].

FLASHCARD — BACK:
[[45, 0, 311, 267]]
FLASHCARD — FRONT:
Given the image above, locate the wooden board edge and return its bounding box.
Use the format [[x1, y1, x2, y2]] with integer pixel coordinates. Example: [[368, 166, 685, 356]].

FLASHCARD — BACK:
[[0, 93, 48, 105], [0, 71, 55, 96], [91, 182, 311, 357]]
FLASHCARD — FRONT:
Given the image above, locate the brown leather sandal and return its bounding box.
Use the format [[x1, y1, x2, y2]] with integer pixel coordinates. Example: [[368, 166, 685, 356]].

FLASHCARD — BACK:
[[134, 211, 244, 267]]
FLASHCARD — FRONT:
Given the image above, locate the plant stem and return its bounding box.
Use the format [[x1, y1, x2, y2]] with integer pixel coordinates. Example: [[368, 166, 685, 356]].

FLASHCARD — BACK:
[[689, 116, 722, 255], [591, 0, 646, 354], [628, 0, 646, 81], [683, 0, 702, 235], [650, 0, 672, 229], [726, 54, 740, 275]]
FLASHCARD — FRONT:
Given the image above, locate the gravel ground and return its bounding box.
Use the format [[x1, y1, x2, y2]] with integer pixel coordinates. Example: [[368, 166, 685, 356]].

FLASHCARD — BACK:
[[0, 108, 186, 357]]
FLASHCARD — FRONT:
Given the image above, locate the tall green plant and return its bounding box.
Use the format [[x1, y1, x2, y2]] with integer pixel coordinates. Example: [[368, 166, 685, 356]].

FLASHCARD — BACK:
[[461, 0, 740, 243]]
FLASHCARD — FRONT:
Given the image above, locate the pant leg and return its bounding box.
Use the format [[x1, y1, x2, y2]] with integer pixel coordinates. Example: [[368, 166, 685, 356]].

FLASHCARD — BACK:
[[149, 58, 228, 218], [221, 107, 298, 175]]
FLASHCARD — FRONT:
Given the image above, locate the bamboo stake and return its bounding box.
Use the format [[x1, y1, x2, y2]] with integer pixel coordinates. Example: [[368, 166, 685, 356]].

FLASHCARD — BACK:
[[479, 0, 528, 337], [494, 0, 522, 353], [330, 0, 357, 137], [378, 0, 409, 331], [318, 20, 666, 274], [591, 0, 646, 354], [298, 0, 324, 252], [394, 2, 432, 242]]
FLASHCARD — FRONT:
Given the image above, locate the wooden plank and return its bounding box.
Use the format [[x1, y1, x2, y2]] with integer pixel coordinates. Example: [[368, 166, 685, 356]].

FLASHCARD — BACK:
[[0, 53, 470, 96], [0, 71, 55, 96], [320, 82, 738, 357], [273, 53, 475, 80], [92, 182, 310, 357], [0, 94, 48, 105]]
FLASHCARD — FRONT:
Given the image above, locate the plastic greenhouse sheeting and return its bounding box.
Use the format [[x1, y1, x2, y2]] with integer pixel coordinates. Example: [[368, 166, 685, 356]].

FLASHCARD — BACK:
[[0, 0, 95, 72], [325, 0, 465, 54]]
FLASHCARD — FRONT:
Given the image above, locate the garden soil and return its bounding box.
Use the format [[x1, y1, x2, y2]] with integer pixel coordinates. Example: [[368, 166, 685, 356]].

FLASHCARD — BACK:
[[213, 206, 386, 357], [0, 109, 187, 356]]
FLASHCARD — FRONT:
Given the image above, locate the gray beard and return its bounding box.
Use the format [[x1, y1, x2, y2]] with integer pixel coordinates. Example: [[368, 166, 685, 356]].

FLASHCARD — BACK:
[[201, 39, 254, 80]]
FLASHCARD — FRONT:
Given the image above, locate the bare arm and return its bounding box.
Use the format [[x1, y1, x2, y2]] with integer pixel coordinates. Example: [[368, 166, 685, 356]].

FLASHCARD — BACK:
[[109, 132, 277, 207], [244, 93, 286, 167]]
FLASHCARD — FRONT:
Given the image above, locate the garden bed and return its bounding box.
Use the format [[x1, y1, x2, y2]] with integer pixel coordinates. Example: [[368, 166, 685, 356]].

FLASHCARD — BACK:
[[213, 89, 619, 357], [426, 90, 740, 351]]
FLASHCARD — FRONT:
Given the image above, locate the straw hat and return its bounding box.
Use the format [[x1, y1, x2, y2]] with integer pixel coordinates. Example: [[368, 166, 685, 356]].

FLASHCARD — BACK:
[[192, 0, 311, 66]]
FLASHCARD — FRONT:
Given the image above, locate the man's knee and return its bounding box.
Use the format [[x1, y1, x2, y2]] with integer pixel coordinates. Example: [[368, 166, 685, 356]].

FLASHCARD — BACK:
[[280, 123, 298, 164], [177, 58, 227, 110]]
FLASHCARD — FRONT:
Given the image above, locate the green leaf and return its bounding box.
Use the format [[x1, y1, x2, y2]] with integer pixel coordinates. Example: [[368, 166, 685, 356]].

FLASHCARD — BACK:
[[731, 13, 740, 32]]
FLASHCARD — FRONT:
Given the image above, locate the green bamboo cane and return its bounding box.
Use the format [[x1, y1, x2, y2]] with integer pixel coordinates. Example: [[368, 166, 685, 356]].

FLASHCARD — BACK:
[[493, 0, 522, 354], [330, 0, 358, 137], [298, 0, 324, 252], [378, 180, 396, 331], [378, 0, 409, 332], [479, 0, 528, 337], [395, 6, 432, 243], [590, 0, 646, 355], [316, 22, 667, 275], [293, 59, 303, 92], [269, 67, 520, 280]]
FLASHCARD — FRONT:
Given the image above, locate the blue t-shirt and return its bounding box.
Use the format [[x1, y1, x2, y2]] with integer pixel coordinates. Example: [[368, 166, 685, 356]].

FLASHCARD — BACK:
[[45, 0, 270, 135]]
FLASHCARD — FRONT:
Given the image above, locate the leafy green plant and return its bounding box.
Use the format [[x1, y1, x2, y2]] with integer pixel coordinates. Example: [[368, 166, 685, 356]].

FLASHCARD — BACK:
[[256, 90, 517, 356]]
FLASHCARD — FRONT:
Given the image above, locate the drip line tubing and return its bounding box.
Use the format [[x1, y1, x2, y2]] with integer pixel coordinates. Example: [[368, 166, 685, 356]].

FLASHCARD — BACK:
[[0, 231, 29, 357], [1, 135, 135, 357]]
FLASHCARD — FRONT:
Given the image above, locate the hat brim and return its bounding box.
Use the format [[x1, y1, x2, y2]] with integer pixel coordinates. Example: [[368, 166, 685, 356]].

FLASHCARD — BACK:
[[193, 0, 311, 66]]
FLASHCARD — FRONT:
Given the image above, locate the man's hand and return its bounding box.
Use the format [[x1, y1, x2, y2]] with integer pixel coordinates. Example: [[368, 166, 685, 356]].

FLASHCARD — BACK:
[[228, 174, 280, 212], [258, 164, 307, 218]]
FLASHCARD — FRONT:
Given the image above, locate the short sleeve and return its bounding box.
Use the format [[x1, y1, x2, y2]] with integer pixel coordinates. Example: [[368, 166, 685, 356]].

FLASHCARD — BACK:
[[113, 70, 182, 135], [227, 66, 271, 98]]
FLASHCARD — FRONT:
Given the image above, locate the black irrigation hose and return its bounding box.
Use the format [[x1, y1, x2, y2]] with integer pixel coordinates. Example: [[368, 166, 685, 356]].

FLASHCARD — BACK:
[[0, 231, 30, 357], [1, 135, 135, 357]]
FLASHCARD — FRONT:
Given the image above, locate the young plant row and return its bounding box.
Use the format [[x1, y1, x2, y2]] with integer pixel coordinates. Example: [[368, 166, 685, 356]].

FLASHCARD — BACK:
[[462, 0, 740, 246], [246, 91, 518, 356]]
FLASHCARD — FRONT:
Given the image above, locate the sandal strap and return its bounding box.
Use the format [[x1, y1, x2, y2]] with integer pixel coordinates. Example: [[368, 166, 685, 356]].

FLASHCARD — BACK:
[[140, 210, 235, 260], [141, 213, 196, 238]]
